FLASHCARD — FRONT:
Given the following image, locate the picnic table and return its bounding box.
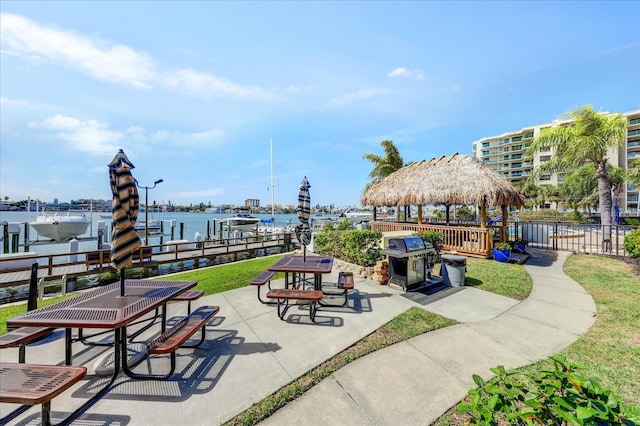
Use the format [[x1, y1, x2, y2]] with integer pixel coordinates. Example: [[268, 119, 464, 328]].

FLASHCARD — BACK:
[[6, 279, 196, 422], [267, 255, 334, 290]]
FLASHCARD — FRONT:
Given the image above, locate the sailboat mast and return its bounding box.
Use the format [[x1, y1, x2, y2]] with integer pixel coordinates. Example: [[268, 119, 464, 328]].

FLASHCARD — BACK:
[[270, 139, 275, 228]]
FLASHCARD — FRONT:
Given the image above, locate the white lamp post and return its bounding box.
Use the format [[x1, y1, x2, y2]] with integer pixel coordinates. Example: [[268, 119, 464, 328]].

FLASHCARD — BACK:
[[138, 179, 163, 245]]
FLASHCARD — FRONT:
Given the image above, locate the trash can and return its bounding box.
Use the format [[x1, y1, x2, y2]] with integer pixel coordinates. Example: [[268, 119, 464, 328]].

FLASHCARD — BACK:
[[440, 254, 467, 287]]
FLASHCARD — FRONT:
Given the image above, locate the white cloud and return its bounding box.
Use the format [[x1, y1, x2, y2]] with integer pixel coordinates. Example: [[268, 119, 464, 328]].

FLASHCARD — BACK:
[[1, 13, 155, 89], [0, 13, 273, 99], [326, 88, 389, 108], [161, 68, 276, 100], [30, 114, 122, 154], [150, 128, 226, 146], [388, 67, 425, 80]]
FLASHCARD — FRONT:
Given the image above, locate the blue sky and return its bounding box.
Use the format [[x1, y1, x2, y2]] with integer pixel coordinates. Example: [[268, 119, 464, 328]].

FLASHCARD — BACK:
[[1, 1, 639, 209]]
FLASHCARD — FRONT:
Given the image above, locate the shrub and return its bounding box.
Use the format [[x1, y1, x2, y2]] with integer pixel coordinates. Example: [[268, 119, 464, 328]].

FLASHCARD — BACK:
[[623, 228, 640, 259], [416, 230, 444, 254], [458, 356, 640, 425], [313, 229, 384, 266]]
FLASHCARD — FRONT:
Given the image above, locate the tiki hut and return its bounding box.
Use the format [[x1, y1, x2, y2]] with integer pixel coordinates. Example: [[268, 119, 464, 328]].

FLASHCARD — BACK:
[[361, 153, 525, 227]]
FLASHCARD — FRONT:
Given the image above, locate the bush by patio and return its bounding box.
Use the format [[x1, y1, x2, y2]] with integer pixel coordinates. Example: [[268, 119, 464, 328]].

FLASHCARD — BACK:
[[313, 229, 384, 267]]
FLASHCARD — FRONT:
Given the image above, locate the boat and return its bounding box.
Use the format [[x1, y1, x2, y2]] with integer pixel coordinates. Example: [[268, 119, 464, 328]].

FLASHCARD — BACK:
[[29, 210, 91, 241], [339, 207, 374, 223], [224, 213, 260, 231], [0, 252, 40, 270], [134, 219, 163, 235]]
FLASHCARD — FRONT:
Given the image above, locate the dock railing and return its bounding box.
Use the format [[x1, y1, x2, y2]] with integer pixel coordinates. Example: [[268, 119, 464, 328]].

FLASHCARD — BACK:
[[1, 232, 296, 288]]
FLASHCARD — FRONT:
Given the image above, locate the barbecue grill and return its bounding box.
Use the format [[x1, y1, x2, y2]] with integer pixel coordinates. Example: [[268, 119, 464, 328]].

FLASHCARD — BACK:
[[381, 236, 436, 291]]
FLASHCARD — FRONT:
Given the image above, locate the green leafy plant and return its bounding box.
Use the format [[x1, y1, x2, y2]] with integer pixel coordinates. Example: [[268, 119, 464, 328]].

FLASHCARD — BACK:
[[513, 238, 528, 246], [313, 229, 384, 266], [416, 230, 444, 254], [494, 242, 512, 251], [623, 228, 640, 259], [457, 355, 640, 425]]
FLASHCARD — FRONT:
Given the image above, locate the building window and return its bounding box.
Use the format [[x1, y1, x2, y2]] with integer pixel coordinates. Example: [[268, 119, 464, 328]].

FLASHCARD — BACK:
[[540, 174, 551, 181], [539, 155, 551, 162]]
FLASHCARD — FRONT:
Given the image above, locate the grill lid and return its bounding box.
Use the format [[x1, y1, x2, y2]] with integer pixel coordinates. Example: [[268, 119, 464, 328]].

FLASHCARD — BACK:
[[387, 236, 426, 253]]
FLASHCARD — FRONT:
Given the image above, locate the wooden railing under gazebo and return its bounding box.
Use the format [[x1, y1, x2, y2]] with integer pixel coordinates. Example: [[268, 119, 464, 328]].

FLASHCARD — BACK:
[[371, 221, 497, 258]]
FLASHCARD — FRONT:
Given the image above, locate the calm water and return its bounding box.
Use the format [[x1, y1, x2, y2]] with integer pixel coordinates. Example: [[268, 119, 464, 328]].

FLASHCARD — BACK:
[[0, 211, 300, 256]]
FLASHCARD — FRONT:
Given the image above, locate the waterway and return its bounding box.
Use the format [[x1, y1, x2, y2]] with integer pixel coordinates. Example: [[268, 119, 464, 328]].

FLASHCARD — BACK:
[[0, 211, 301, 256]]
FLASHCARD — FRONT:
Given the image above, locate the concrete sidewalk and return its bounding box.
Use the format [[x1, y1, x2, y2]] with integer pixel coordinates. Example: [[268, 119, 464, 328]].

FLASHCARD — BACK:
[[0, 250, 596, 425], [261, 250, 597, 425]]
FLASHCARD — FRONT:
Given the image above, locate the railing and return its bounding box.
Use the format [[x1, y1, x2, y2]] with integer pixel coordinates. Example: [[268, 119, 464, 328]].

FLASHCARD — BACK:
[[372, 220, 635, 258], [372, 221, 494, 257], [0, 232, 296, 287]]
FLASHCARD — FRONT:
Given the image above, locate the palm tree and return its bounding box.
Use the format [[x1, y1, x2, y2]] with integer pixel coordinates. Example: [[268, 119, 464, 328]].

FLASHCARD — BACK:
[[561, 164, 626, 214], [628, 158, 640, 187], [362, 140, 404, 220], [527, 105, 627, 229], [362, 140, 404, 185]]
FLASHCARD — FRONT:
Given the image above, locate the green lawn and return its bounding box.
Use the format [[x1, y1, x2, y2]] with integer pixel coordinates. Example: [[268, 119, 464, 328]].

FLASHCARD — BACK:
[[434, 254, 640, 424]]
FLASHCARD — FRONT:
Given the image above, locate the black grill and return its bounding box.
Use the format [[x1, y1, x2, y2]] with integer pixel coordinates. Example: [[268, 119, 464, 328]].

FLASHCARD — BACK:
[[381, 237, 435, 291]]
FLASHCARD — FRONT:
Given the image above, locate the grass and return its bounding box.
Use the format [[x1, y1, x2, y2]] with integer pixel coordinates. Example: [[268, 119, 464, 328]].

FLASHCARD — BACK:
[[161, 254, 286, 294], [434, 254, 640, 425], [464, 257, 532, 300], [0, 254, 285, 334]]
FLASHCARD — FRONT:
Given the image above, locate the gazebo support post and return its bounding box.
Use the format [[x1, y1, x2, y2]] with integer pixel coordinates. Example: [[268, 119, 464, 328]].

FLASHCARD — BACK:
[[501, 205, 508, 243], [445, 204, 451, 225], [417, 205, 423, 224]]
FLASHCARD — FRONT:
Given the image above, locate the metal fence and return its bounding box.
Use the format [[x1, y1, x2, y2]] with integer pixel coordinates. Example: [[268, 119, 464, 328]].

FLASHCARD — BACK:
[[506, 222, 633, 257]]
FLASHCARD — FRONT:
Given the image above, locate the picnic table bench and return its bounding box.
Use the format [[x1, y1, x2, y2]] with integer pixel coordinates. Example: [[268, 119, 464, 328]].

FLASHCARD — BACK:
[[0, 362, 87, 426], [141, 305, 220, 379], [172, 289, 204, 314], [0, 327, 54, 363], [321, 271, 355, 307], [250, 270, 277, 304], [266, 289, 323, 322]]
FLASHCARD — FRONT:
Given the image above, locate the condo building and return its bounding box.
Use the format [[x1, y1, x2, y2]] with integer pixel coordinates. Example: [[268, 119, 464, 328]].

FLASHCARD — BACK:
[[472, 109, 640, 214]]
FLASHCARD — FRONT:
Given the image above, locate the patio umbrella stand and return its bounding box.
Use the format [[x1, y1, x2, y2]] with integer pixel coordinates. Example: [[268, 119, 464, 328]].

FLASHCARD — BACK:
[[108, 149, 142, 297], [295, 177, 312, 261]]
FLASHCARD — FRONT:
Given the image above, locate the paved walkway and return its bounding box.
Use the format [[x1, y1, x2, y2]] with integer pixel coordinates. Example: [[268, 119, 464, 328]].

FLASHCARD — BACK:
[[260, 250, 597, 425], [0, 250, 596, 425]]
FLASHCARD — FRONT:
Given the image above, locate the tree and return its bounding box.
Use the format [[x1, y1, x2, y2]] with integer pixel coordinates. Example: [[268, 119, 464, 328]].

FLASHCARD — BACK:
[[560, 164, 625, 214], [527, 105, 627, 228], [362, 140, 405, 219], [628, 158, 640, 187], [362, 140, 404, 186]]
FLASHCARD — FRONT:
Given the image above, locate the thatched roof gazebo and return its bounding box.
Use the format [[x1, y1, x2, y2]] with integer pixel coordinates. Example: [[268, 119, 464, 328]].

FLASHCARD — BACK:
[[361, 153, 525, 227]]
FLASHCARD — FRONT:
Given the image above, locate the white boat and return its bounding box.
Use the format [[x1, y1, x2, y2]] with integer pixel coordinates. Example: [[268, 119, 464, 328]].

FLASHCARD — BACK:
[[224, 213, 260, 231], [0, 252, 40, 270], [30, 210, 91, 241], [134, 219, 163, 235], [339, 207, 374, 223]]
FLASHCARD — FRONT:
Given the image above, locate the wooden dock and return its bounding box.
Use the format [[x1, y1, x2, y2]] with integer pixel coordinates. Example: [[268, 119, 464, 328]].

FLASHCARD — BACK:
[[1, 233, 296, 288]]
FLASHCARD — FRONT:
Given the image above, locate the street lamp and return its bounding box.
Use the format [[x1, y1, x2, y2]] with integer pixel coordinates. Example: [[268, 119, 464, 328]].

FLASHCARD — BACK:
[[138, 179, 163, 244]]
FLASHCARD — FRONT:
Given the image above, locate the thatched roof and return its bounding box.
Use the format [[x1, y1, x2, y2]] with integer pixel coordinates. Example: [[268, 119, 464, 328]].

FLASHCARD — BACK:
[[360, 153, 525, 208]]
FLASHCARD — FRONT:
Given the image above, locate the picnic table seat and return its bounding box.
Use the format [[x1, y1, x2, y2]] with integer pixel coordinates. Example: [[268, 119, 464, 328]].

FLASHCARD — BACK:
[[0, 327, 54, 363], [0, 362, 87, 426], [250, 270, 277, 304], [172, 289, 204, 314], [132, 305, 220, 380], [266, 288, 323, 322], [321, 271, 355, 307]]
